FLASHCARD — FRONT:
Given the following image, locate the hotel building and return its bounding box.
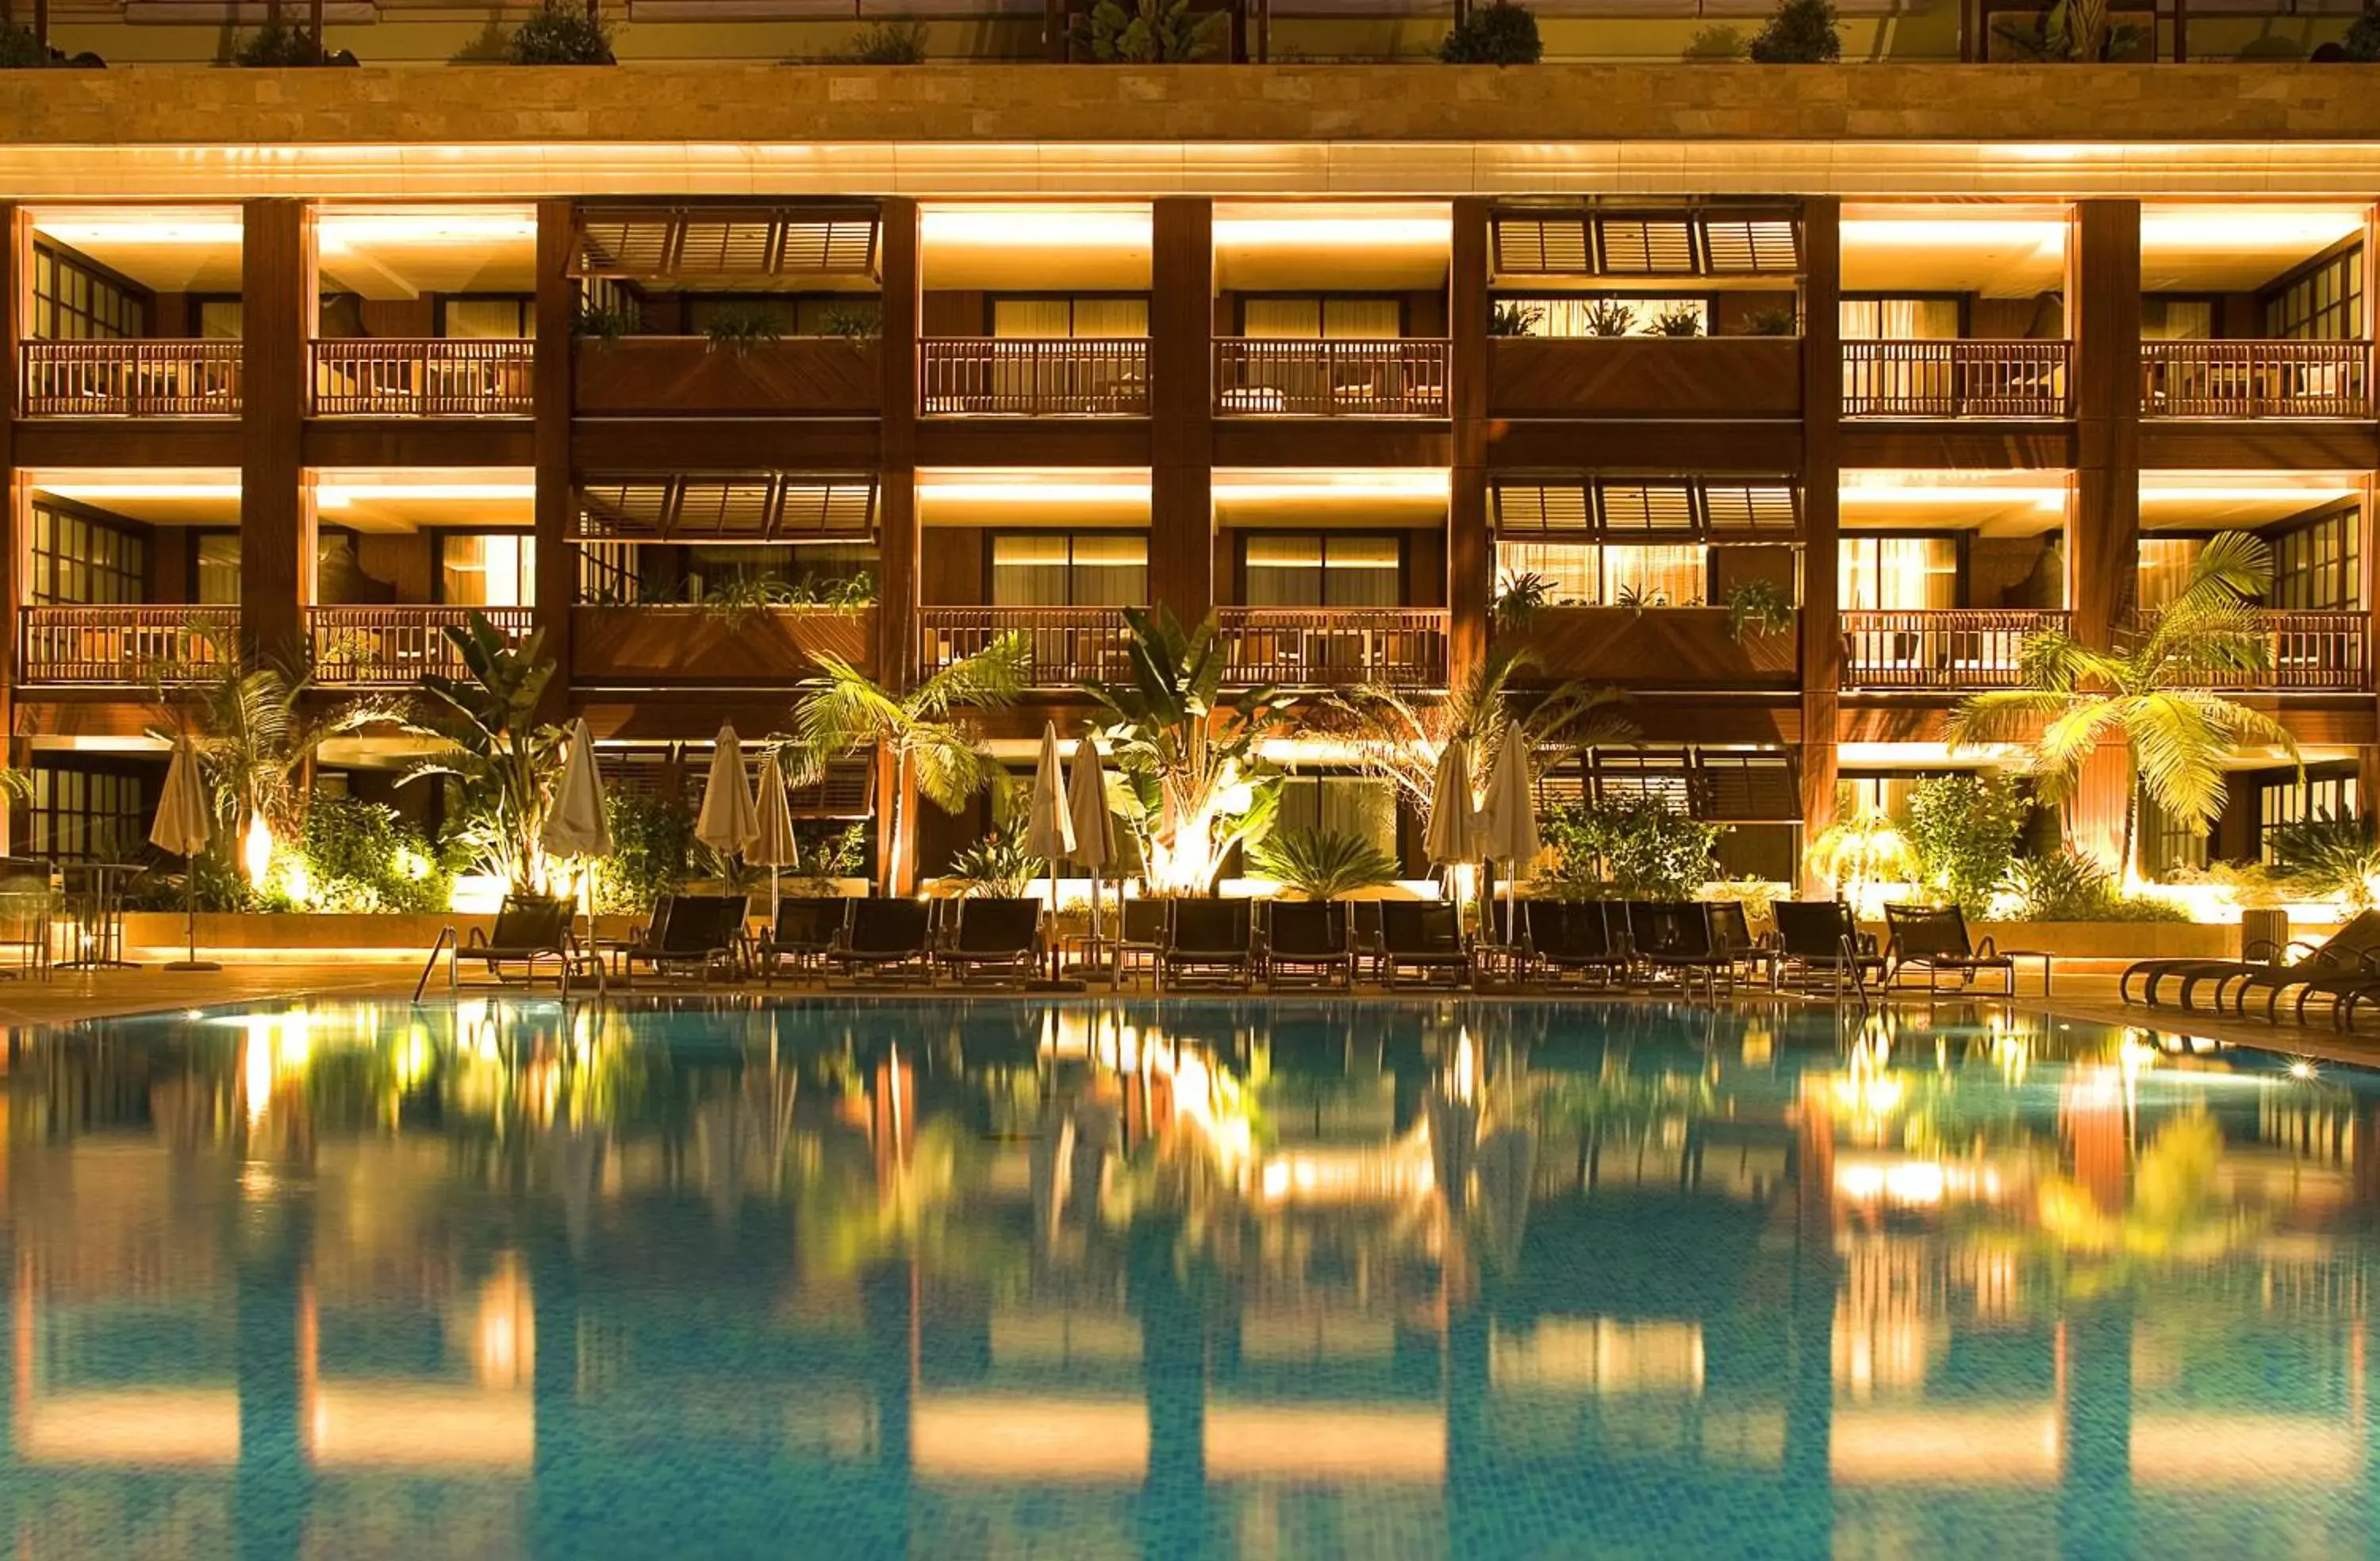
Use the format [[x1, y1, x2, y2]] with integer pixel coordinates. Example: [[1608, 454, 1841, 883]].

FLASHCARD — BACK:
[[2, 63, 2377, 888]]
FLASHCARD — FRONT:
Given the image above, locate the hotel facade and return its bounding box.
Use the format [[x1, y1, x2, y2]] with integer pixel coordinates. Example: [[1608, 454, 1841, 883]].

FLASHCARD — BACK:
[[4, 62, 2378, 888]]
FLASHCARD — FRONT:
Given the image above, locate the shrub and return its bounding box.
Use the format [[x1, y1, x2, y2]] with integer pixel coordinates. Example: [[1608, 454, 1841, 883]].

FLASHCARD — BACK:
[[1493, 570, 1555, 631], [1748, 0, 1839, 61], [843, 19, 927, 62], [589, 790, 695, 916], [2267, 808, 2380, 908], [785, 822, 867, 895], [704, 304, 784, 355], [1580, 298, 1637, 336], [819, 302, 881, 338], [1649, 303, 1703, 338], [1903, 773, 2028, 915], [1742, 304, 1800, 336], [1251, 827, 1400, 901], [1488, 301, 1538, 337], [574, 301, 638, 346], [946, 826, 1045, 899], [234, 18, 324, 65], [298, 795, 449, 914], [1683, 23, 1745, 59], [1440, 1, 1541, 63], [2002, 850, 2188, 922], [1723, 578, 1795, 642], [506, 5, 614, 64], [1071, 0, 1226, 61], [2346, 6, 2380, 59], [1540, 796, 1723, 901]]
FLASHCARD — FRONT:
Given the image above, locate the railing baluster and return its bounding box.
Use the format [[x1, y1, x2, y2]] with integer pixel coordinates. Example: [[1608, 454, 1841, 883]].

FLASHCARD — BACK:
[[309, 340, 535, 417], [918, 339, 1149, 416], [308, 606, 536, 687], [18, 606, 240, 686], [1214, 607, 1448, 687], [18, 341, 244, 417], [2140, 340, 2370, 418], [1212, 339, 1450, 416], [1841, 341, 2070, 418]]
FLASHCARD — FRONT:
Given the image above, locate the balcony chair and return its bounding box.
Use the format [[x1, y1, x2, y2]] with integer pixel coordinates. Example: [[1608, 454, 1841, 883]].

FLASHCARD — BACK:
[[1263, 900, 1354, 991], [1376, 901, 1472, 991], [1161, 898, 1259, 991], [831, 899, 936, 987], [755, 896, 850, 988], [618, 892, 751, 986], [1769, 901, 1883, 1002], [2118, 909, 2380, 1011], [1882, 903, 2044, 997], [424, 893, 595, 999], [937, 896, 1044, 989], [1519, 900, 1630, 990]]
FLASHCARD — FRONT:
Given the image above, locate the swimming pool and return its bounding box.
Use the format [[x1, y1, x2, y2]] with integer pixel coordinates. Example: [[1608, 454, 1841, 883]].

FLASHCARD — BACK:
[[0, 995, 2367, 1559]]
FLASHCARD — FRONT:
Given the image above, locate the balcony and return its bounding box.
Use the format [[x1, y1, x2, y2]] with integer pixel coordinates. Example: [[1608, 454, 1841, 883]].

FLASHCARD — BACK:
[[919, 606, 1130, 688], [310, 606, 535, 689], [310, 339, 534, 417], [20, 341, 242, 417], [574, 336, 881, 417], [2140, 341, 2370, 419], [1217, 607, 1447, 689], [1840, 608, 2069, 689], [19, 606, 237, 688], [2167, 610, 2369, 692], [1214, 339, 1450, 417], [919, 339, 1147, 416], [1841, 342, 2070, 419], [1498, 607, 1798, 687], [1488, 336, 1801, 419], [570, 604, 873, 685]]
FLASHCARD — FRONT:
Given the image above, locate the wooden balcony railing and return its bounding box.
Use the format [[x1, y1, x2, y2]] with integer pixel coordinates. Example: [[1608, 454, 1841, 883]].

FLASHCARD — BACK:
[[311, 605, 536, 688], [1840, 608, 2070, 689], [1214, 338, 1451, 416], [2163, 609, 2369, 692], [2140, 340, 2370, 418], [1841, 341, 2071, 418], [19, 606, 238, 687], [20, 340, 242, 417], [1218, 607, 1449, 688], [919, 339, 1148, 416], [918, 606, 1132, 687], [310, 339, 535, 416]]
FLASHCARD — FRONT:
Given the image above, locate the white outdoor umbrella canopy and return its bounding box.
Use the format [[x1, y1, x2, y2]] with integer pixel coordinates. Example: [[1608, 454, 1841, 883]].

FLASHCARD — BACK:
[[152, 734, 217, 972], [696, 724, 761, 857], [1023, 722, 1077, 866], [1476, 723, 1542, 921], [541, 718, 612, 861], [1423, 741, 1479, 869], [1066, 731, 1118, 956], [749, 751, 800, 923]]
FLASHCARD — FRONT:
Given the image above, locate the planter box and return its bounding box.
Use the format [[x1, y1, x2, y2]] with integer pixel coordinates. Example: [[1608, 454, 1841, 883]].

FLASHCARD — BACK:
[[572, 604, 874, 685], [1489, 336, 1802, 419], [1501, 606, 1796, 686], [574, 337, 881, 416]]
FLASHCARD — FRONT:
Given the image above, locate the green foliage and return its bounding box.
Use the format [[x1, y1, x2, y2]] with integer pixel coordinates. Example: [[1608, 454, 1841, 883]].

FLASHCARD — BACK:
[[588, 789, 695, 915], [574, 301, 638, 346], [704, 304, 784, 355], [403, 612, 566, 892], [1540, 796, 1722, 900], [946, 826, 1046, 898], [1071, 0, 1226, 61], [1950, 531, 2300, 880], [1649, 303, 1703, 338], [1439, 1, 1541, 63], [1683, 23, 1745, 59], [1742, 304, 1800, 336], [2266, 809, 2380, 908], [2002, 850, 2189, 922], [1580, 298, 1637, 337], [843, 18, 927, 62], [1723, 577, 1795, 641], [0, 24, 48, 67], [2345, 6, 2380, 59], [1251, 827, 1401, 902], [1903, 773, 2029, 914], [1992, 0, 2142, 59], [819, 303, 882, 339], [506, 3, 614, 63], [785, 821, 867, 893], [1488, 301, 1538, 337], [1748, 0, 1840, 60], [297, 795, 447, 913], [1493, 570, 1555, 631], [234, 17, 352, 65]]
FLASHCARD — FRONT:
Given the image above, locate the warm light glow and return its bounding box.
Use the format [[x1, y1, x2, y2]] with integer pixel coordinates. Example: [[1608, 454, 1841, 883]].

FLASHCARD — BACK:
[[315, 212, 537, 251], [921, 205, 1150, 251], [314, 482, 538, 509], [242, 813, 274, 892], [1214, 470, 1451, 504], [36, 219, 244, 247], [1215, 215, 1450, 249], [1840, 485, 2067, 512], [40, 482, 241, 504], [1841, 218, 2065, 255], [2142, 207, 2367, 255]]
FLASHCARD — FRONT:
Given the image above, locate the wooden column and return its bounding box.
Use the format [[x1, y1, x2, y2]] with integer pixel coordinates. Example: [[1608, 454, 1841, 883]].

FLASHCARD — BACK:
[[1449, 198, 1491, 692], [240, 199, 313, 669], [876, 198, 923, 893], [2067, 199, 2143, 872], [0, 207, 20, 853], [1798, 198, 1843, 896], [1150, 198, 1215, 630], [532, 199, 576, 722]]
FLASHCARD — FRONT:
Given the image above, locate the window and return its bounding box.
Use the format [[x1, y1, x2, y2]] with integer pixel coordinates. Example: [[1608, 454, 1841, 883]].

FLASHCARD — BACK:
[[1239, 297, 1402, 339], [2263, 247, 2363, 342], [988, 533, 1147, 608], [28, 762, 146, 864], [1840, 536, 1958, 610], [1274, 775, 1398, 861], [2260, 771, 2359, 863], [31, 243, 146, 341], [2142, 297, 2215, 341], [440, 534, 538, 607], [27, 504, 145, 606], [1497, 297, 1710, 337], [989, 297, 1150, 339], [1840, 298, 1961, 340], [194, 534, 240, 605], [2138, 791, 2208, 876], [1243, 534, 1402, 607], [2270, 508, 2360, 611], [1495, 542, 1707, 607], [195, 298, 244, 339], [440, 297, 532, 339]]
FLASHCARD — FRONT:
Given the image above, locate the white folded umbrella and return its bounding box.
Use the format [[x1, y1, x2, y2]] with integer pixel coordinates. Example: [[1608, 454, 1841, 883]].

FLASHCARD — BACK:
[[1066, 731, 1117, 955], [541, 717, 612, 861], [1423, 740, 1479, 870], [696, 723, 761, 861], [1475, 723, 1542, 926], [749, 750, 800, 926], [151, 734, 216, 972], [1022, 722, 1075, 980]]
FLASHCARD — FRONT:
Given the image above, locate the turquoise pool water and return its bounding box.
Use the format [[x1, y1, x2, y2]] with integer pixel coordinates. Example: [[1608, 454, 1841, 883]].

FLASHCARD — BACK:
[[0, 995, 2370, 1559]]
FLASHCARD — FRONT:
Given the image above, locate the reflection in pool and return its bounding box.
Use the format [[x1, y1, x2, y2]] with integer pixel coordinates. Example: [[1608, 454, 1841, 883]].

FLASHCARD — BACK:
[[2, 997, 2370, 1558]]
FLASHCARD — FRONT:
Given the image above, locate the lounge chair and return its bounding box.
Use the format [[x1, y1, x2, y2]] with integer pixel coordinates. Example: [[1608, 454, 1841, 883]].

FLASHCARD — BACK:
[[939, 896, 1044, 988], [1161, 898, 1258, 991], [1377, 901, 1472, 990], [422, 893, 593, 999], [1265, 900, 1354, 990], [2259, 951, 2380, 1027], [1626, 901, 1734, 998], [1770, 900, 1883, 1000], [755, 896, 848, 988], [1112, 898, 1169, 989], [1706, 901, 1764, 983], [2226, 931, 2380, 1021], [2119, 909, 2380, 1011], [1882, 903, 2042, 996], [1520, 900, 1629, 989], [619, 892, 750, 985], [832, 898, 936, 985]]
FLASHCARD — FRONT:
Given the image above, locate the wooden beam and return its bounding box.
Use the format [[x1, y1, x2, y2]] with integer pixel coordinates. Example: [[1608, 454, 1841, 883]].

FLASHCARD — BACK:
[[1449, 196, 1491, 691], [1150, 198, 1215, 630], [1798, 196, 1841, 896], [532, 198, 576, 723], [240, 199, 313, 668], [877, 197, 922, 894]]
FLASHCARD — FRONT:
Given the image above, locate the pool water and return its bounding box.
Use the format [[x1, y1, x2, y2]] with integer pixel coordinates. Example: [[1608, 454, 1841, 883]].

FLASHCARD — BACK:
[[0, 995, 2371, 1559]]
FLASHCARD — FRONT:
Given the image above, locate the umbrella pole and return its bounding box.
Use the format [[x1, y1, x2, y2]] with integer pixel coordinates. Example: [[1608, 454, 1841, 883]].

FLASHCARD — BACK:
[[1047, 861, 1061, 983], [167, 850, 219, 973]]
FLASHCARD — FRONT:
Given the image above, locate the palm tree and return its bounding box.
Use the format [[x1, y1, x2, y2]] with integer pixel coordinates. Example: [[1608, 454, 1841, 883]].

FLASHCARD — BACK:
[[1947, 531, 2299, 881], [785, 633, 1031, 893]]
